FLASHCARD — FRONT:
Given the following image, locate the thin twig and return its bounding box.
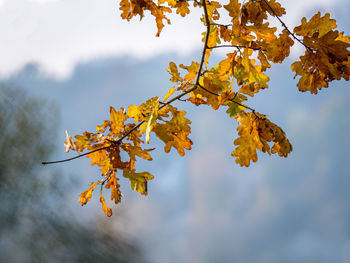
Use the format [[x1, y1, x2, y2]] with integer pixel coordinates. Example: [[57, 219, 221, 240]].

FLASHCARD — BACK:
[[208, 45, 266, 51], [210, 23, 233, 27], [157, 0, 211, 107], [261, 0, 313, 52], [197, 84, 257, 113], [195, 0, 210, 86], [42, 145, 111, 165], [42, 0, 212, 166]]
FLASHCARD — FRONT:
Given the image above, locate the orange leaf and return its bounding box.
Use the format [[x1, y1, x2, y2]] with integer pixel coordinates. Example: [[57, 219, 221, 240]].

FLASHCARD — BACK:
[[100, 191, 112, 217], [163, 86, 176, 102], [79, 181, 100, 206], [294, 12, 337, 38]]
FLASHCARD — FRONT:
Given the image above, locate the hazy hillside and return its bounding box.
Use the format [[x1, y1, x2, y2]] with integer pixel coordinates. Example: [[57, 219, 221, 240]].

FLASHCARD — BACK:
[[3, 51, 350, 262]]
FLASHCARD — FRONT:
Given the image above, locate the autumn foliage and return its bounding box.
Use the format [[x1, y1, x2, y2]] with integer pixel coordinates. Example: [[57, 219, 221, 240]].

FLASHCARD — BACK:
[[44, 0, 350, 216]]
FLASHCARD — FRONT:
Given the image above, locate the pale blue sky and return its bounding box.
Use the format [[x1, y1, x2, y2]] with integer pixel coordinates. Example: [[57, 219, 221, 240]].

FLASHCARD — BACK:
[[0, 0, 348, 78]]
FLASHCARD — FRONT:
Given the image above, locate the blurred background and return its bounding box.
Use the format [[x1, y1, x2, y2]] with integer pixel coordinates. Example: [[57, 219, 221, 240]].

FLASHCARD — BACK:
[[0, 0, 349, 262]]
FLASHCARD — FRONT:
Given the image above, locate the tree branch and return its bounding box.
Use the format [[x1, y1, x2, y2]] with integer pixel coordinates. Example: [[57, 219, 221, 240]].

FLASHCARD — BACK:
[[196, 84, 257, 113], [42, 145, 112, 165], [261, 0, 313, 52], [207, 45, 266, 52], [42, 0, 212, 166], [195, 0, 210, 86], [210, 23, 232, 27]]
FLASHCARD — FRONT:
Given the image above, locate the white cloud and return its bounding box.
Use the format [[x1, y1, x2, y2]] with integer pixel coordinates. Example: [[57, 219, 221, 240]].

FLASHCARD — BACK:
[[27, 0, 59, 4], [0, 0, 346, 79]]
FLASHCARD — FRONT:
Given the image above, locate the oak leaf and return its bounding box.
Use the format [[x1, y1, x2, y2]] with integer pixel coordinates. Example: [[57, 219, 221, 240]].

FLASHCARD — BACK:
[[266, 29, 294, 63], [153, 105, 192, 156], [105, 173, 123, 205], [100, 191, 112, 217], [291, 29, 350, 94], [79, 182, 100, 206], [225, 93, 248, 118], [163, 86, 176, 102], [123, 169, 154, 195], [175, 1, 190, 17], [180, 61, 199, 81], [260, 0, 286, 17], [64, 130, 77, 153], [232, 112, 292, 167], [145, 101, 159, 144], [294, 12, 337, 38], [167, 62, 183, 83], [109, 106, 127, 138], [241, 1, 266, 25]]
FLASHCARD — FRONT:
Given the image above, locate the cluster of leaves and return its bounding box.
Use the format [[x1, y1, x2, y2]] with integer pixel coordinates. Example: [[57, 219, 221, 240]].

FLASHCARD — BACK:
[[55, 0, 349, 216], [64, 101, 192, 216]]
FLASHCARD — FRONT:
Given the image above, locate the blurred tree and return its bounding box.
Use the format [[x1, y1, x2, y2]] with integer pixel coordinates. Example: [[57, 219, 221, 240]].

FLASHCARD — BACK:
[[0, 84, 144, 262]]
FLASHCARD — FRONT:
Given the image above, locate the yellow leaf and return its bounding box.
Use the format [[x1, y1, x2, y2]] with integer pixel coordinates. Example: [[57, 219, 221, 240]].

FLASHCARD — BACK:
[[207, 26, 220, 48], [96, 120, 110, 133], [245, 22, 277, 42], [232, 112, 292, 166], [260, 0, 286, 17], [119, 0, 134, 21], [121, 143, 153, 170], [119, 0, 171, 37], [175, 1, 190, 17], [218, 52, 237, 76], [234, 49, 270, 96], [336, 31, 350, 43], [79, 181, 100, 206], [87, 149, 112, 174], [109, 106, 127, 138], [123, 169, 154, 195], [219, 25, 233, 42], [206, 1, 221, 21], [257, 51, 271, 71], [187, 94, 207, 106], [127, 104, 142, 122], [150, 4, 172, 37], [105, 173, 123, 205], [224, 0, 241, 22], [163, 86, 176, 102], [240, 1, 267, 25], [145, 101, 159, 144], [294, 12, 337, 38], [74, 133, 90, 152], [100, 191, 112, 217], [167, 62, 183, 82], [291, 29, 350, 94], [266, 29, 294, 63], [180, 61, 199, 81], [153, 105, 192, 156], [158, 0, 176, 7], [226, 100, 245, 118]]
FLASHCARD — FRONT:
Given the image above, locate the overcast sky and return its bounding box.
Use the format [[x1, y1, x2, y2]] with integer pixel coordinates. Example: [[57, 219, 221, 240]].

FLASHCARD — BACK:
[[0, 0, 347, 79]]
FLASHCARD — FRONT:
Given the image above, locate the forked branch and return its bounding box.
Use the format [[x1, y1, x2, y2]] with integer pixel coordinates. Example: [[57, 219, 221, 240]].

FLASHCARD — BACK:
[[42, 0, 258, 166]]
